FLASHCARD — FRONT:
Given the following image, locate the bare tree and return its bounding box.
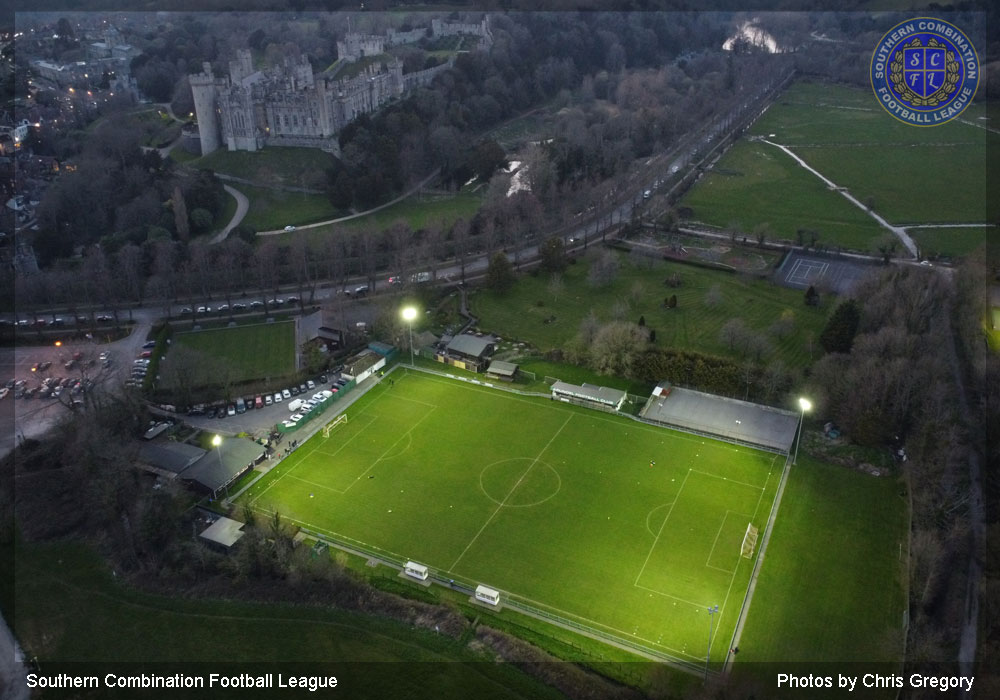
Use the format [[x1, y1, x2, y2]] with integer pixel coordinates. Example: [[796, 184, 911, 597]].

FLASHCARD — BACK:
[[719, 317, 749, 351]]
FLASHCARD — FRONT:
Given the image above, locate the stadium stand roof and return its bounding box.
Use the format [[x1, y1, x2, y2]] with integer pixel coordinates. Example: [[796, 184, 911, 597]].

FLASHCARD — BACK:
[[641, 386, 798, 452], [199, 516, 246, 549], [551, 380, 626, 408], [137, 442, 206, 477], [445, 334, 495, 359], [486, 360, 518, 377], [181, 439, 265, 494]]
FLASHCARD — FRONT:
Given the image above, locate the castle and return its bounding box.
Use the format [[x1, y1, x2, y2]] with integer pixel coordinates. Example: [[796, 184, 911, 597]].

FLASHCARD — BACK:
[[190, 16, 492, 156]]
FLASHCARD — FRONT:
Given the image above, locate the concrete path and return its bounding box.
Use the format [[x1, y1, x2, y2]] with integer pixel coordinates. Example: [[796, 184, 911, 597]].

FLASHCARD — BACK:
[[211, 184, 250, 244], [762, 140, 919, 258]]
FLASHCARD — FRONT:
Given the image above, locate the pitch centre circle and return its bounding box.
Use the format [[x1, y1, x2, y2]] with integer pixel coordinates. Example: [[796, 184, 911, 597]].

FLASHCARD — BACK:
[[479, 458, 561, 508]]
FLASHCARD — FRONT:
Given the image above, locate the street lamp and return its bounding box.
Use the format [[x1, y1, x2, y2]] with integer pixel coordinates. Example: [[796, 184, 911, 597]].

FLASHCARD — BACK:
[[401, 306, 417, 367], [794, 397, 811, 465], [705, 604, 719, 681], [212, 434, 224, 498]]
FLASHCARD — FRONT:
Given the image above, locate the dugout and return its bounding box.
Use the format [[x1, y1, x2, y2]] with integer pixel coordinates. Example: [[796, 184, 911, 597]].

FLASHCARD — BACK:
[[404, 561, 429, 581], [475, 585, 501, 606], [551, 380, 626, 412], [640, 384, 798, 453]]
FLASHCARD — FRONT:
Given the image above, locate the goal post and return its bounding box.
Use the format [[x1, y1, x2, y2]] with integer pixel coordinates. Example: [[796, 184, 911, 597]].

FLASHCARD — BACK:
[[322, 413, 348, 438], [741, 523, 759, 559]]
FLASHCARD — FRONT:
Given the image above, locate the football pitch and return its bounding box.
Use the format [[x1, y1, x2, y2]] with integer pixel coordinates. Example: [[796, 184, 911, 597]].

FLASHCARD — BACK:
[[242, 370, 784, 667]]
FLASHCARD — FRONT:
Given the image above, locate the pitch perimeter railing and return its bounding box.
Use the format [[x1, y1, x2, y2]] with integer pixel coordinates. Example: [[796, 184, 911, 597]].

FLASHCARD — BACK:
[[293, 522, 712, 676]]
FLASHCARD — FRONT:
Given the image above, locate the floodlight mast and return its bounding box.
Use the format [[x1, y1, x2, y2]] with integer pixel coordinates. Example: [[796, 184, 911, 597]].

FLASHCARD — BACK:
[[794, 397, 811, 465], [705, 604, 719, 681], [401, 306, 418, 367], [212, 435, 224, 498]]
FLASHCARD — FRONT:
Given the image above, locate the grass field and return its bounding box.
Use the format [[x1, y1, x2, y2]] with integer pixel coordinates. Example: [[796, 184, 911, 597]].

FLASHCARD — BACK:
[[735, 454, 908, 665], [908, 227, 999, 258], [172, 321, 295, 384], [682, 81, 993, 251], [191, 147, 337, 190], [746, 82, 992, 224], [7, 542, 562, 700], [470, 250, 828, 369], [241, 370, 784, 666], [681, 140, 886, 251], [239, 184, 341, 231]]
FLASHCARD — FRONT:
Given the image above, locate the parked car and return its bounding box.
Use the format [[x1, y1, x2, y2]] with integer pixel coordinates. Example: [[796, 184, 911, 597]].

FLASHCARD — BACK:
[[180, 307, 193, 315], [319, 374, 328, 384], [289, 385, 299, 396], [227, 404, 236, 416], [286, 296, 299, 304], [255, 395, 264, 409], [235, 398, 246, 414], [298, 383, 308, 394], [96, 315, 112, 322], [216, 406, 228, 418], [196, 306, 211, 314], [217, 304, 230, 312], [233, 303, 247, 311], [187, 405, 207, 416], [306, 380, 316, 390], [284, 225, 296, 232], [265, 394, 273, 406], [274, 392, 283, 403], [250, 301, 264, 309], [0, 388, 9, 400], [139, 350, 152, 358], [39, 361, 51, 371]]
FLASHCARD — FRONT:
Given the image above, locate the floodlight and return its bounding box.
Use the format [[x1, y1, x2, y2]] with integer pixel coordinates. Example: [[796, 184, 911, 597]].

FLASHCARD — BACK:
[[212, 435, 222, 447], [798, 397, 812, 412], [401, 306, 418, 322]]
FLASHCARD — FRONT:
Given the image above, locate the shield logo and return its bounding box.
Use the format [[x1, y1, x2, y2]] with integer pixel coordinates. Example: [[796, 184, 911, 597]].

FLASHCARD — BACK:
[[901, 44, 947, 97]]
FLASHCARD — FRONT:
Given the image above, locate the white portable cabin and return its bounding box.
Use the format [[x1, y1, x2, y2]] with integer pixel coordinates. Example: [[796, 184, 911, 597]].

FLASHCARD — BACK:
[[404, 561, 429, 581], [475, 584, 500, 606]]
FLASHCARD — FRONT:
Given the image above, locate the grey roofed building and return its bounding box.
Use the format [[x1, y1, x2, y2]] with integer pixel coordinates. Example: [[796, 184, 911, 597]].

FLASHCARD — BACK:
[[181, 439, 266, 496], [641, 386, 798, 452], [486, 360, 518, 378], [137, 442, 207, 478], [551, 381, 627, 410], [445, 334, 495, 361], [199, 516, 246, 550]]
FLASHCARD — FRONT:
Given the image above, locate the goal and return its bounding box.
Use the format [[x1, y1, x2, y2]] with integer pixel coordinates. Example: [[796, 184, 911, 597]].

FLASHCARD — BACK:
[[322, 413, 348, 438], [741, 523, 759, 559]]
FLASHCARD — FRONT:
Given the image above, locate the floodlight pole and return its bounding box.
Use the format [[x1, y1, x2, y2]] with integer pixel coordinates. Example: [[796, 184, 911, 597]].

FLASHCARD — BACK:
[[705, 604, 719, 682], [407, 320, 414, 367], [794, 398, 810, 465]]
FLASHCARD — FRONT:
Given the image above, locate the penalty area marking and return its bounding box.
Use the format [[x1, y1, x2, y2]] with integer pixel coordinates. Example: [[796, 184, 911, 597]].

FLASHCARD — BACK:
[[645, 502, 675, 537]]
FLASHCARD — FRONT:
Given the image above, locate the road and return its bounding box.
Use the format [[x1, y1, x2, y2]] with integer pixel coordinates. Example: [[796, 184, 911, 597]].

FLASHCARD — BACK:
[[211, 184, 250, 244]]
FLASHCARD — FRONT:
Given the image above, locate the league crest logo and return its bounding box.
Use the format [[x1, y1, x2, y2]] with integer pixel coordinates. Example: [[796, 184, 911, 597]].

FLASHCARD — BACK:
[[870, 18, 979, 126]]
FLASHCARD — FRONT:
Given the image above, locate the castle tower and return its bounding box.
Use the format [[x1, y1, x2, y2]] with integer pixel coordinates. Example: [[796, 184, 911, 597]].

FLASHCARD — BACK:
[[189, 62, 222, 155]]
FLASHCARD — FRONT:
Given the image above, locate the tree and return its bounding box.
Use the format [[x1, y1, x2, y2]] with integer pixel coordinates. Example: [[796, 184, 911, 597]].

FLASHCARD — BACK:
[[668, 294, 677, 309], [587, 249, 619, 287], [804, 285, 820, 306], [538, 236, 567, 273], [819, 299, 861, 354], [172, 186, 189, 242], [719, 318, 749, 351], [486, 252, 515, 294], [189, 208, 214, 233], [590, 321, 647, 376]]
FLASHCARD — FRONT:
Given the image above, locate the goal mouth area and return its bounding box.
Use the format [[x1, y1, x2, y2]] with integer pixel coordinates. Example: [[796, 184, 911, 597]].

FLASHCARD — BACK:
[[322, 414, 348, 438]]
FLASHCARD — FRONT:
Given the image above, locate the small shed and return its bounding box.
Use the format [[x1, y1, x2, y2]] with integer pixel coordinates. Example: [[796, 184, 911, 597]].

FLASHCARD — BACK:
[[199, 516, 246, 552], [485, 360, 519, 382]]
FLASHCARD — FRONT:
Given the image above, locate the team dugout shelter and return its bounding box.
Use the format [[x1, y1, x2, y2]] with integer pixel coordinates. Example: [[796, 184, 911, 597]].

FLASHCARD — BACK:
[[551, 380, 627, 412], [640, 381, 797, 453]]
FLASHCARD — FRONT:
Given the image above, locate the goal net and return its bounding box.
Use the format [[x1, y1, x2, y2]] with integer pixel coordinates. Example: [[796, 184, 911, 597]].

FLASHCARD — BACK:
[[322, 414, 348, 438], [741, 523, 759, 559]]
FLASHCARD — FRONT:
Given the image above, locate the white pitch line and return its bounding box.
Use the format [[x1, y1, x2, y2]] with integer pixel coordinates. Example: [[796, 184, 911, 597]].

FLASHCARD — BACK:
[[341, 407, 437, 494], [634, 469, 691, 586], [705, 510, 732, 569], [450, 414, 574, 571]]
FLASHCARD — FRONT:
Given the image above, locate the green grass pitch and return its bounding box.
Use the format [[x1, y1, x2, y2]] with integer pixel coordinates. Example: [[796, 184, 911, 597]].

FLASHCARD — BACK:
[[172, 321, 296, 384], [242, 370, 784, 666]]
